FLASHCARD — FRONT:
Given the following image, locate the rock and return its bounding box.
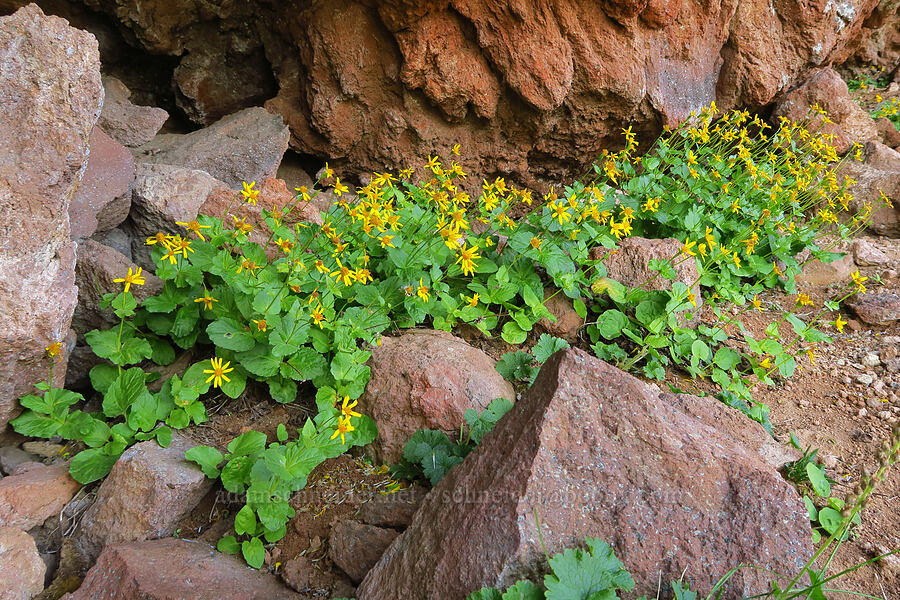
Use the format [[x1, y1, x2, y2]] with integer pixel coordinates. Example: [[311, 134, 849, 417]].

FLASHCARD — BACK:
[[0, 4, 101, 429], [852, 238, 891, 266], [847, 292, 900, 325], [359, 329, 516, 463], [821, 454, 839, 469], [358, 487, 429, 528], [536, 287, 583, 342], [280, 555, 354, 597], [69, 126, 135, 240], [357, 349, 811, 599], [592, 237, 701, 309], [772, 68, 878, 154], [76, 433, 213, 560], [20, 441, 64, 460], [0, 526, 45, 600], [796, 254, 855, 286], [0, 463, 80, 530], [98, 76, 169, 148], [136, 107, 290, 189], [839, 143, 900, 237], [60, 538, 300, 600], [857, 373, 875, 385], [91, 227, 133, 260], [875, 117, 900, 149], [124, 162, 230, 269], [0, 447, 38, 476], [72, 239, 163, 336], [861, 352, 882, 368], [329, 521, 399, 584], [74, 0, 883, 190]]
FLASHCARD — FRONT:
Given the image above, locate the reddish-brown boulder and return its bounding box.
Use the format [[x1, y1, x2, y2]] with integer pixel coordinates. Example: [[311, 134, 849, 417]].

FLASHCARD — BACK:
[[772, 68, 879, 155], [67, 0, 885, 189], [0, 4, 101, 429], [876, 117, 900, 149], [73, 240, 163, 336], [847, 292, 900, 325], [0, 463, 81, 530], [76, 434, 213, 560], [69, 126, 135, 239], [358, 329, 515, 464], [329, 520, 399, 584], [0, 526, 45, 600], [357, 349, 811, 599], [536, 288, 583, 342], [136, 107, 290, 189], [60, 538, 301, 600], [839, 141, 900, 237], [358, 486, 429, 529]]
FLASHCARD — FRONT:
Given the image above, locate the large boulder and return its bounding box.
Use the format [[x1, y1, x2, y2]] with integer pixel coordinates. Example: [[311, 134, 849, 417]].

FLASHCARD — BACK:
[[358, 349, 811, 599], [0, 526, 45, 600], [0, 4, 101, 429], [136, 107, 290, 189], [75, 434, 213, 560], [0, 463, 80, 530], [60, 538, 301, 600], [61, 0, 886, 189], [839, 141, 900, 237], [68, 126, 135, 240], [358, 329, 516, 464], [72, 239, 163, 336], [772, 68, 879, 154]]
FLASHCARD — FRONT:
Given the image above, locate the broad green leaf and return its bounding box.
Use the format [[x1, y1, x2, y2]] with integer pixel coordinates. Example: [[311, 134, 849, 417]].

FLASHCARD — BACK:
[[104, 368, 151, 419], [596, 310, 627, 340], [241, 537, 265, 569], [217, 535, 240, 555], [501, 321, 527, 344], [185, 446, 224, 479], [234, 505, 258, 536], [228, 430, 268, 457], [69, 448, 121, 484], [806, 463, 831, 497], [207, 318, 256, 352]]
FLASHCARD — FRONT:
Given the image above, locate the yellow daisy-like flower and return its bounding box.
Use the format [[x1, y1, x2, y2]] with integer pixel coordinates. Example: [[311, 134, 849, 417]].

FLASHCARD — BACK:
[[252, 319, 267, 332], [240, 181, 259, 205], [194, 294, 218, 310], [175, 219, 211, 241], [338, 396, 362, 419], [796, 293, 814, 307], [834, 315, 847, 333], [850, 270, 868, 293], [330, 415, 355, 445], [311, 304, 326, 329], [113, 266, 146, 293], [464, 293, 480, 307], [681, 240, 697, 257], [45, 342, 62, 358], [203, 357, 234, 389], [455, 244, 481, 277], [330, 258, 356, 287], [416, 278, 430, 303]]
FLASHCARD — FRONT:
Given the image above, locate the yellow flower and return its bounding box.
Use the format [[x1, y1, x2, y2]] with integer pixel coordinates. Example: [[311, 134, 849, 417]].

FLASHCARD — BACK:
[[687, 292, 696, 307], [451, 143, 461, 156], [355, 268, 373, 284], [330, 258, 356, 287], [252, 319, 267, 332], [240, 181, 259, 205], [529, 236, 542, 250], [455, 244, 481, 277], [323, 162, 334, 179], [275, 237, 294, 254], [145, 232, 172, 248], [850, 270, 868, 293], [314, 260, 329, 274], [416, 278, 430, 303], [759, 357, 772, 369], [752, 295, 762, 311], [311, 304, 326, 328], [465, 293, 480, 307], [45, 342, 62, 358], [330, 415, 355, 445], [175, 219, 211, 241], [796, 293, 814, 307], [174, 237, 194, 258], [333, 177, 349, 197], [113, 266, 146, 293], [681, 240, 697, 257], [339, 396, 362, 419], [232, 216, 253, 235], [194, 294, 218, 310], [548, 201, 571, 225], [378, 234, 396, 248], [203, 357, 234, 389], [807, 348, 815, 365], [704, 226, 717, 248], [834, 315, 847, 333], [237, 259, 260, 276]]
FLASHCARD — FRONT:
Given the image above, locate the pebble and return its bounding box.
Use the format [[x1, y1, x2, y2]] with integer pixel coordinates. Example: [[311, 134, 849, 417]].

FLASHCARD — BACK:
[[821, 454, 838, 469], [842, 376, 852, 385], [861, 353, 881, 368], [857, 374, 874, 386], [859, 408, 868, 418]]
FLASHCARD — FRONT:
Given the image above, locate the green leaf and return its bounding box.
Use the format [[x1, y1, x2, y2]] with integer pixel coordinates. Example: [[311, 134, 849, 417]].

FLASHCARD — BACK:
[[69, 448, 121, 484], [573, 298, 587, 319], [818, 507, 843, 535], [241, 537, 265, 569], [59, 411, 110, 448], [532, 334, 570, 363], [154, 425, 173, 447], [495, 351, 537, 383], [220, 368, 247, 399], [283, 348, 327, 382], [544, 538, 635, 600], [713, 348, 741, 370], [277, 423, 288, 442], [89, 364, 119, 395], [11, 411, 62, 438], [234, 505, 258, 536], [207, 318, 256, 352], [806, 463, 831, 497], [268, 378, 298, 404], [221, 455, 254, 493], [236, 345, 281, 378], [185, 445, 224, 479], [501, 321, 527, 344], [104, 368, 151, 419], [147, 337, 176, 366], [110, 291, 138, 319], [166, 408, 190, 429], [170, 303, 201, 338], [597, 310, 627, 340], [217, 535, 240, 555], [126, 388, 159, 432], [690, 340, 711, 362], [464, 398, 514, 445], [228, 430, 267, 457]]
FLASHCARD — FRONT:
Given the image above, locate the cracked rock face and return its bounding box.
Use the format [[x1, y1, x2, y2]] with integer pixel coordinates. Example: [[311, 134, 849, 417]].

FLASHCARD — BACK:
[[45, 0, 893, 190]]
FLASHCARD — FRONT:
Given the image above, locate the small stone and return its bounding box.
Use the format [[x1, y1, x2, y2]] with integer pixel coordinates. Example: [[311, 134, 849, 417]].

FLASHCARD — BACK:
[[861, 352, 881, 368], [859, 408, 868, 418], [0, 447, 39, 476], [852, 239, 891, 267], [21, 441, 64, 459], [328, 521, 399, 584], [0, 463, 80, 530], [857, 374, 875, 386], [878, 411, 893, 420], [842, 376, 853, 385], [821, 454, 838, 469], [847, 292, 900, 326]]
